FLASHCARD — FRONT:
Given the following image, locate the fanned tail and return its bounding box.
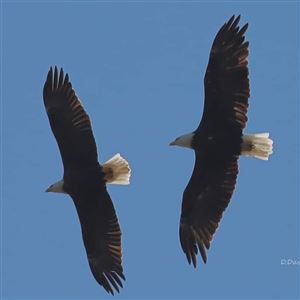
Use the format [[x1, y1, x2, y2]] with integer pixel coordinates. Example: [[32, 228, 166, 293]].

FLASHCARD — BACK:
[[241, 133, 273, 160], [102, 153, 131, 185]]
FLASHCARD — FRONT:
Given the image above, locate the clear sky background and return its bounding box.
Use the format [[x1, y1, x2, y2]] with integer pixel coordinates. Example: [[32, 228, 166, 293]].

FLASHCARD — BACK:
[[1, 1, 299, 299]]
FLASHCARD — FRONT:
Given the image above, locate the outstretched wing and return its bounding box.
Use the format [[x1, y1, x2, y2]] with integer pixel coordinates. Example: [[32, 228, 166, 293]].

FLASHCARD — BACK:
[[43, 66, 98, 170], [73, 189, 125, 295], [180, 16, 249, 267], [180, 154, 238, 267], [200, 15, 250, 136]]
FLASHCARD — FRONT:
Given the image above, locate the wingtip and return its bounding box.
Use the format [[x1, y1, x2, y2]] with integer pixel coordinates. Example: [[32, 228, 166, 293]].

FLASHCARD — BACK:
[[46, 66, 52, 79], [232, 15, 241, 28], [239, 22, 249, 36], [192, 257, 197, 268], [109, 289, 114, 296], [54, 66, 58, 79], [186, 252, 191, 265], [47, 67, 52, 78], [64, 72, 69, 85], [117, 271, 126, 281], [228, 15, 235, 25], [45, 66, 68, 94]]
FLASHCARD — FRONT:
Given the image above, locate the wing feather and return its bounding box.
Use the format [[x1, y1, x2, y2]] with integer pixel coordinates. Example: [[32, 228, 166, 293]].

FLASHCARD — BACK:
[[200, 15, 250, 134], [180, 154, 239, 266], [43, 66, 98, 170], [73, 189, 125, 295]]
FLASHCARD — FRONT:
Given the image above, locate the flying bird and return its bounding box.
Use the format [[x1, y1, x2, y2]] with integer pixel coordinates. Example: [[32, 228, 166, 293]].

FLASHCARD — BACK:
[[43, 66, 131, 295], [170, 15, 273, 267]]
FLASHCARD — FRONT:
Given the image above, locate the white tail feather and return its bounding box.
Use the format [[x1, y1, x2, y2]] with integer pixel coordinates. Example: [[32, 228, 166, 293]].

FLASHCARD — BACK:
[[241, 133, 273, 160], [102, 153, 131, 185]]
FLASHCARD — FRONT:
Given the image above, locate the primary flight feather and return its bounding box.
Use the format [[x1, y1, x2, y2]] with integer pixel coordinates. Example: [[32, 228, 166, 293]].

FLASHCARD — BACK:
[[43, 66, 131, 295], [170, 15, 273, 267]]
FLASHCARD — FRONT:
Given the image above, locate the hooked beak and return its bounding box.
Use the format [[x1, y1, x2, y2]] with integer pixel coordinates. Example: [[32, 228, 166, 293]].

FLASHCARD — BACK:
[[169, 140, 177, 146], [45, 187, 51, 192]]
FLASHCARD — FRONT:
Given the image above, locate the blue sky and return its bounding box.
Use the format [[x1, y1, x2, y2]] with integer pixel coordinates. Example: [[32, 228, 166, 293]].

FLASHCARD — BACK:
[[1, 1, 299, 299]]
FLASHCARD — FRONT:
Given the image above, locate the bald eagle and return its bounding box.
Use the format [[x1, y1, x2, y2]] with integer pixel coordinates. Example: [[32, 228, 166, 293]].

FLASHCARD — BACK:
[[43, 66, 131, 294], [170, 16, 273, 267]]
